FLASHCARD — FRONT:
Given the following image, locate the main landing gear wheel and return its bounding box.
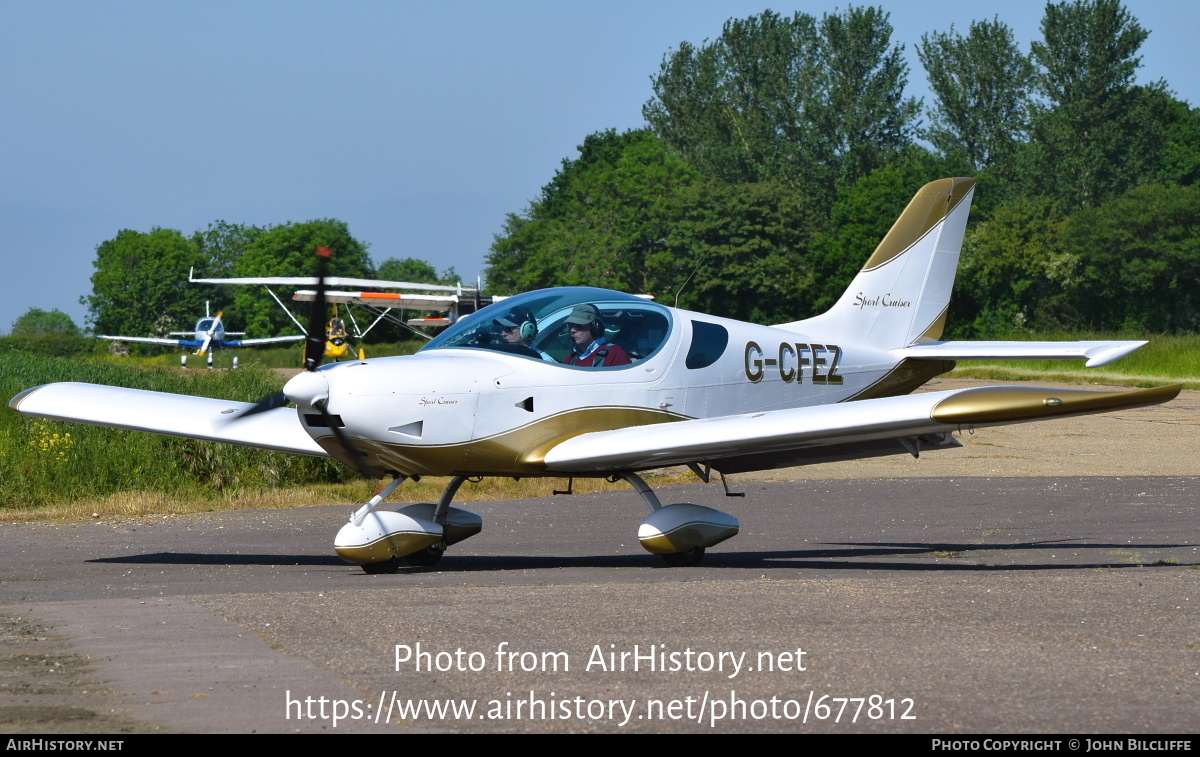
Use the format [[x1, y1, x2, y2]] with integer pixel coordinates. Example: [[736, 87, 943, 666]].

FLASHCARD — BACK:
[[660, 547, 705, 567], [404, 547, 444, 567], [361, 557, 402, 574]]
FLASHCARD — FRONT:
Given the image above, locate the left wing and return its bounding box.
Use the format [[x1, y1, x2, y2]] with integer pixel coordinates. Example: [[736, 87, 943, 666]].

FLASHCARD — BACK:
[[540, 384, 1180, 474], [9, 383, 328, 457]]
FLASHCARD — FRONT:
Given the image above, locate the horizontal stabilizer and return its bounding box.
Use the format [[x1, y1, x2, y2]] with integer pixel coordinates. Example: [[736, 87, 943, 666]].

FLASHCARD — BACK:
[[9, 383, 328, 457], [894, 340, 1147, 368], [541, 383, 1180, 473]]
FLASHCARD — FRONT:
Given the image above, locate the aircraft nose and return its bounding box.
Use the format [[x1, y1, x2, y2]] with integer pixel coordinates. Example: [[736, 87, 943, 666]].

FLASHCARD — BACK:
[[283, 370, 329, 409]]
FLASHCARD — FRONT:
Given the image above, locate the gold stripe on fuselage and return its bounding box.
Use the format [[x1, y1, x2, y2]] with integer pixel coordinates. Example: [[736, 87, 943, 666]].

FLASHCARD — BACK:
[[317, 405, 688, 478]]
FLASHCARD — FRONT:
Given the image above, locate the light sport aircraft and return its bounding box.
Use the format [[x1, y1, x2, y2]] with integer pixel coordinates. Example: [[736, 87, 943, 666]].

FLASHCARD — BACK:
[[98, 304, 304, 368], [12, 179, 1180, 572]]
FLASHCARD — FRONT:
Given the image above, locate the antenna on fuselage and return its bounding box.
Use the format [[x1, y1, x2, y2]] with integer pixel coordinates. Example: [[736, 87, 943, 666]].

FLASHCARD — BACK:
[[674, 250, 714, 308]]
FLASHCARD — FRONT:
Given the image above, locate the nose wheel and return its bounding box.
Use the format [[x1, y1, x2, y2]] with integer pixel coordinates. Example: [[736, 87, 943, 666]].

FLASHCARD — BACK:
[[660, 547, 705, 567], [403, 546, 445, 567]]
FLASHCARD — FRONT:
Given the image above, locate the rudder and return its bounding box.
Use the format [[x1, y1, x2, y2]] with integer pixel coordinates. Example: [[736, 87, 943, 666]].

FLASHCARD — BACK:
[[782, 177, 975, 349]]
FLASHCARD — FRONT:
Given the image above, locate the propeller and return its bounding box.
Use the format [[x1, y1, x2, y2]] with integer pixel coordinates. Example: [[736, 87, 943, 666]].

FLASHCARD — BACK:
[[197, 311, 222, 357], [223, 247, 375, 479]]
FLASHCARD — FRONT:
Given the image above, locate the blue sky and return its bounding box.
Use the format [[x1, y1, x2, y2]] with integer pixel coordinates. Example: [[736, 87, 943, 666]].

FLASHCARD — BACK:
[[2, 0, 1195, 334]]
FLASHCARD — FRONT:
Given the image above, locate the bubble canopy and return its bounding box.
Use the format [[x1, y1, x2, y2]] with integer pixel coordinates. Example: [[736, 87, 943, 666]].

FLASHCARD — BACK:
[[420, 287, 674, 367]]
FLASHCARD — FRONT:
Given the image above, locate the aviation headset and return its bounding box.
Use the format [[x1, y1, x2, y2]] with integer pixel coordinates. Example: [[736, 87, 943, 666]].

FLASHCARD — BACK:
[[517, 317, 538, 341], [496, 308, 538, 341]]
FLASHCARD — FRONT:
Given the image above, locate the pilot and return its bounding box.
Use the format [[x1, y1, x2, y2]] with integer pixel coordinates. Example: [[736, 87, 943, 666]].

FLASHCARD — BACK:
[[492, 306, 542, 359], [561, 304, 631, 367]]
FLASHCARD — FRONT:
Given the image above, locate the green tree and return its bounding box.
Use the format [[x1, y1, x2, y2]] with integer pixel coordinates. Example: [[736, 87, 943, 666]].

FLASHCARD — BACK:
[[917, 18, 1035, 170], [1026, 0, 1167, 207], [953, 198, 1075, 336], [1064, 183, 1200, 331], [85, 228, 209, 338], [1156, 95, 1200, 187], [10, 308, 81, 338], [487, 129, 704, 296], [814, 6, 921, 183], [377, 257, 459, 285], [231, 220, 374, 336], [659, 179, 823, 323], [643, 10, 822, 187], [644, 6, 918, 191]]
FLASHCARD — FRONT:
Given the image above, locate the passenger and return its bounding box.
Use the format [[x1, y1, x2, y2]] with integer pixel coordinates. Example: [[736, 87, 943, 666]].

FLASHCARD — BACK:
[[492, 306, 542, 359], [561, 304, 631, 367]]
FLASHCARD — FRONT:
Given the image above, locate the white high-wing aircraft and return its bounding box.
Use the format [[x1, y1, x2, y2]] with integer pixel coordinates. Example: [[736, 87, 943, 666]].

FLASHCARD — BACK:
[[12, 179, 1180, 572], [188, 269, 497, 334], [97, 304, 304, 368]]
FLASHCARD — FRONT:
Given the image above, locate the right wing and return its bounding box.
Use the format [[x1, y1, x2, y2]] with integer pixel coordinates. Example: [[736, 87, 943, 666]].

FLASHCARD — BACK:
[[9, 383, 329, 457]]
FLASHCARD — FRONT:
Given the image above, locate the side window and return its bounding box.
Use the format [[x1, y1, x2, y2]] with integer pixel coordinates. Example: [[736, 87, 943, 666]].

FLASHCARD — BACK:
[[686, 321, 728, 369], [531, 306, 671, 366]]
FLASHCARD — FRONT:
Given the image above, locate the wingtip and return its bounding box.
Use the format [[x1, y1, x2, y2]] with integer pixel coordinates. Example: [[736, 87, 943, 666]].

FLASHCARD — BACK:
[[931, 384, 1181, 425], [8, 385, 45, 413]]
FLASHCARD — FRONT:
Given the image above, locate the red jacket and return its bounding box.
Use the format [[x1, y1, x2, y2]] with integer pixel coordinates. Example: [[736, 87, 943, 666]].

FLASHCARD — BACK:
[[562, 341, 632, 367]]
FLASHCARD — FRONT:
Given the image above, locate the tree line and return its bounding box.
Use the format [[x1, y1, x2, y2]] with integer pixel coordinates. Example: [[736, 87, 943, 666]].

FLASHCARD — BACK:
[[487, 1, 1200, 336], [7, 220, 460, 342]]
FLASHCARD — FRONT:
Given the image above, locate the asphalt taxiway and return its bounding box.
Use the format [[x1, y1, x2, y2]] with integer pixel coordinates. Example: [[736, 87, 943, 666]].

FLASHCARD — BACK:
[[2, 475, 1197, 733]]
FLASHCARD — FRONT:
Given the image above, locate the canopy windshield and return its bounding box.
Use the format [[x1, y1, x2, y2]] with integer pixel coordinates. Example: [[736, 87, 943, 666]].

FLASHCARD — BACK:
[[421, 287, 673, 367]]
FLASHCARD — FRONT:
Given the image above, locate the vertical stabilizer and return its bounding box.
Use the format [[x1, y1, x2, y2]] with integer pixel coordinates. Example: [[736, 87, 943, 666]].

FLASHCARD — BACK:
[[781, 177, 975, 349]]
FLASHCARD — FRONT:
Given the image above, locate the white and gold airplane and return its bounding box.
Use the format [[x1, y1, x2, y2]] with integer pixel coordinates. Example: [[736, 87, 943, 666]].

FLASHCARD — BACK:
[[11, 179, 1180, 572]]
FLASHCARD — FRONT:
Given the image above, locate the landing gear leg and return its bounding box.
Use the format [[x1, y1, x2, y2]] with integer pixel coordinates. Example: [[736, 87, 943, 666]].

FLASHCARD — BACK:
[[345, 476, 409, 574], [350, 475, 407, 527], [623, 472, 662, 512]]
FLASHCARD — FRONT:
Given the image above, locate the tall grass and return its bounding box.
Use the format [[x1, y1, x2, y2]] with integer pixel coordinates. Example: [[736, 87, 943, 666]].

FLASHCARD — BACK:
[[1, 353, 352, 513]]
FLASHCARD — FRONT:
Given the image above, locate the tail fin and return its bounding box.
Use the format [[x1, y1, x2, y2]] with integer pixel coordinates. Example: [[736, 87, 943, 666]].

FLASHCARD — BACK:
[[781, 177, 975, 349]]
